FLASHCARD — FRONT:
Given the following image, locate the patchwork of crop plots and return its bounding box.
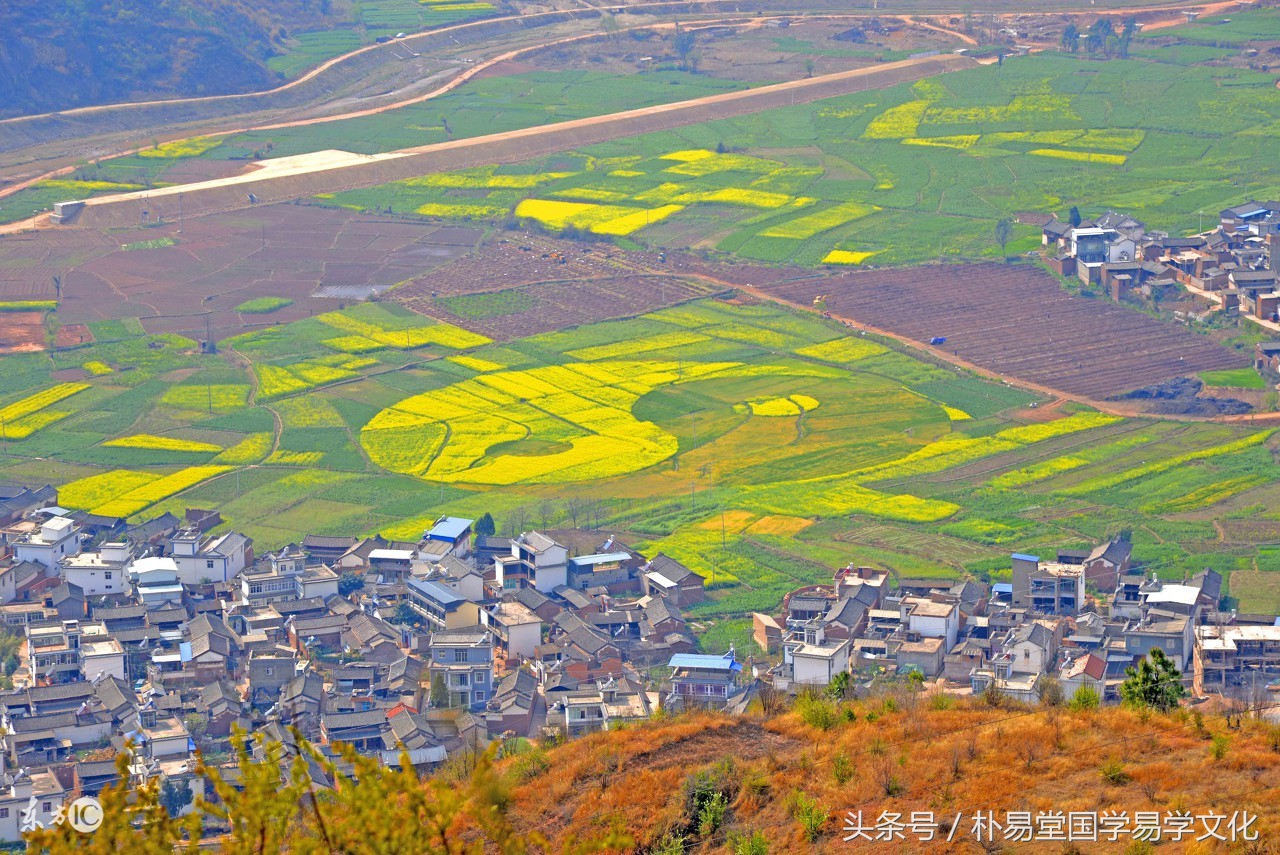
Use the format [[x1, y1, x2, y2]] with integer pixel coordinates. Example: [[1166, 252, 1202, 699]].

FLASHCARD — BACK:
[[0, 290, 1271, 613], [759, 263, 1246, 399], [307, 51, 1280, 268]]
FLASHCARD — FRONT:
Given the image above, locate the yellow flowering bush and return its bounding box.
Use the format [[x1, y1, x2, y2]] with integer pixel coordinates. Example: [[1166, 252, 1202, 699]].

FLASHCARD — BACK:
[[863, 100, 931, 139], [661, 150, 716, 162], [38, 179, 144, 193], [266, 450, 325, 466], [567, 331, 709, 361], [448, 355, 506, 372], [161, 385, 249, 412], [0, 382, 88, 438], [323, 336, 385, 354], [58, 470, 161, 511], [761, 202, 877, 239], [94, 465, 232, 517], [796, 337, 887, 363], [214, 433, 273, 465], [903, 135, 979, 150], [821, 249, 878, 265], [103, 434, 222, 453], [1065, 430, 1275, 495], [414, 203, 507, 219], [136, 136, 223, 158], [988, 455, 1088, 489], [1029, 149, 1126, 166]]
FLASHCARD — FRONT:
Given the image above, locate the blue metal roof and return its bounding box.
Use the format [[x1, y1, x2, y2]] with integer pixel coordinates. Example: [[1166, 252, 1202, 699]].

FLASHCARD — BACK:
[[407, 577, 465, 607], [569, 552, 631, 567], [1011, 553, 1040, 563], [427, 516, 474, 541], [668, 653, 742, 672], [992, 583, 1013, 595]]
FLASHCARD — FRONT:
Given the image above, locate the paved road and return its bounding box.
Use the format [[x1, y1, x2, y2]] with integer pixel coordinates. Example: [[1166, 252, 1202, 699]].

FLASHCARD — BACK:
[[19, 53, 969, 231]]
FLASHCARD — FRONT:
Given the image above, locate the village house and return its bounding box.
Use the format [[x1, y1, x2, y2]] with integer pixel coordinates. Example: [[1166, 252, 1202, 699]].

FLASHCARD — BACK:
[[1011, 552, 1083, 616], [405, 577, 481, 631], [421, 516, 474, 563], [427, 626, 494, 709], [640, 553, 706, 605], [666, 651, 742, 710], [168, 527, 252, 586]]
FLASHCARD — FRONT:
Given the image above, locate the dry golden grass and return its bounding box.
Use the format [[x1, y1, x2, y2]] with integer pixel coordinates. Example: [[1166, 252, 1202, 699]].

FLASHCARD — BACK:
[[503, 697, 1280, 852]]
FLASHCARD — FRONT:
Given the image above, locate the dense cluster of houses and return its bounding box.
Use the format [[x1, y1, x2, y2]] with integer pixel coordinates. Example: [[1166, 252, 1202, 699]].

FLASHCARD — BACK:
[[1036, 202, 1280, 325], [0, 487, 738, 840], [753, 540, 1280, 707], [0, 476, 1276, 840]]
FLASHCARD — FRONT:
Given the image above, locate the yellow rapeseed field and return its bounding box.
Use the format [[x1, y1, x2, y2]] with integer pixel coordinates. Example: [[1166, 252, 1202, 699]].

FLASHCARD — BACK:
[[104, 434, 222, 453]]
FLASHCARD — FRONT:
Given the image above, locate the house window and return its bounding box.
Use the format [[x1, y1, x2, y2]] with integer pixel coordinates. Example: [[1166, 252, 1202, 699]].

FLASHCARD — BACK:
[[104, 571, 112, 580], [265, 667, 273, 677], [453, 650, 468, 663], [475, 672, 485, 685], [0, 808, 8, 818], [206, 560, 215, 570], [42, 802, 51, 813], [474, 691, 485, 701]]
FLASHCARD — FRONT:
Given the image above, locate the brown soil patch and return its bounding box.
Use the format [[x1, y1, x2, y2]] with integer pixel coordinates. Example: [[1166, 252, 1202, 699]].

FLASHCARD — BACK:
[[758, 263, 1246, 399], [0, 311, 45, 353], [54, 323, 93, 348]]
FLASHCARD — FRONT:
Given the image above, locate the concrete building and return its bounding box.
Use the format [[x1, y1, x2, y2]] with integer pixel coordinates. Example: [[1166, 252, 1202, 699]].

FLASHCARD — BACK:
[[901, 597, 959, 651], [482, 601, 542, 662], [13, 517, 79, 571], [59, 541, 132, 597], [508, 532, 568, 594], [422, 516, 474, 562], [427, 627, 494, 709], [405, 577, 481, 631], [1011, 553, 1083, 616], [169, 528, 251, 586]]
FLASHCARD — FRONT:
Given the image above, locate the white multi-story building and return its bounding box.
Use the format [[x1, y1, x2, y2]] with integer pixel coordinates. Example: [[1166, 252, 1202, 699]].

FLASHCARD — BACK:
[[169, 528, 251, 586], [59, 541, 132, 597], [13, 517, 79, 571]]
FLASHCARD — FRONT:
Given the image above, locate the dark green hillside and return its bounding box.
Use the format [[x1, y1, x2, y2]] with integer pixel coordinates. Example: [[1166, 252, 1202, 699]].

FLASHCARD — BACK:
[[0, 0, 346, 118]]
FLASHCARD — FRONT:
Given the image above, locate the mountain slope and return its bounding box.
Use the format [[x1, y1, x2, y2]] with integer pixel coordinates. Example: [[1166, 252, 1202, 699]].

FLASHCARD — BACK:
[[0, 0, 346, 118], [503, 699, 1280, 850]]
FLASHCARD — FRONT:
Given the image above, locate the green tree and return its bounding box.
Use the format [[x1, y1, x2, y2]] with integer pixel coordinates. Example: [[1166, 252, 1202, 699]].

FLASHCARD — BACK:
[[475, 512, 496, 537], [1119, 648, 1186, 712], [1060, 23, 1080, 53], [1068, 206, 1082, 227], [338, 572, 365, 597], [995, 217, 1013, 259], [184, 713, 208, 741], [674, 25, 697, 71], [431, 673, 449, 709], [159, 778, 193, 818], [394, 601, 420, 627], [826, 671, 851, 701], [1085, 18, 1114, 54], [1069, 685, 1101, 710]]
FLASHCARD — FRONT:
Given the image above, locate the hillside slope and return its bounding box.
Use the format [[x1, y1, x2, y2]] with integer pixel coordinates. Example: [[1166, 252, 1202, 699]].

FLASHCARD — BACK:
[[503, 698, 1280, 851], [0, 0, 346, 118]]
